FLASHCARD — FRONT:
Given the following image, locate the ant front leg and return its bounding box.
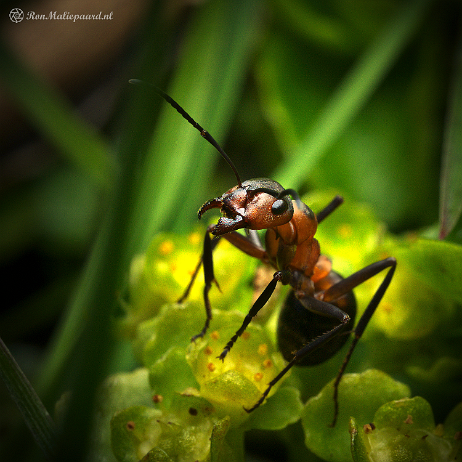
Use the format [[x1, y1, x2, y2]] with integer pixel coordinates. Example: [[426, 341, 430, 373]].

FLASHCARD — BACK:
[[184, 227, 269, 342], [177, 226, 221, 306], [188, 226, 221, 342]]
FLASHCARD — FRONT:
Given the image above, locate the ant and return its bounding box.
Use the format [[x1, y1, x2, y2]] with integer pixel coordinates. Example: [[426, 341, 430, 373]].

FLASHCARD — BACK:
[[131, 80, 397, 426]]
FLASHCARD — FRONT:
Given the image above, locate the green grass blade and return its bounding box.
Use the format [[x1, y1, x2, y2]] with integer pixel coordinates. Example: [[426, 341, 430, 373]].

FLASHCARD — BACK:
[[439, 31, 462, 239], [273, 0, 433, 190], [30, 2, 264, 459], [34, 10, 167, 403], [0, 337, 56, 460]]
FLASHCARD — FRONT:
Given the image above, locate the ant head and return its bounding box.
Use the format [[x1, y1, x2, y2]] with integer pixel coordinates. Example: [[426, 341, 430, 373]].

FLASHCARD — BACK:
[[129, 81, 312, 238], [198, 179, 295, 236]]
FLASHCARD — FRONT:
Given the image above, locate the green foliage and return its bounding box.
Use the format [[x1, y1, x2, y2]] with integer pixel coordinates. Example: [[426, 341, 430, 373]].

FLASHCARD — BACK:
[[102, 194, 462, 460], [302, 370, 411, 462], [350, 396, 462, 461]]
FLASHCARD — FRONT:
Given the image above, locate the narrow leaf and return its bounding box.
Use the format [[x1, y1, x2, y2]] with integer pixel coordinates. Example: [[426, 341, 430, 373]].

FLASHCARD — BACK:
[[0, 337, 56, 460], [439, 31, 462, 239], [274, 0, 432, 190]]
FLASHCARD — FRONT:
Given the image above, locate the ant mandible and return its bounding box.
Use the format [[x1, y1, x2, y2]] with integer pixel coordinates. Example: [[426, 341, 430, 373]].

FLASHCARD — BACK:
[[132, 80, 397, 426]]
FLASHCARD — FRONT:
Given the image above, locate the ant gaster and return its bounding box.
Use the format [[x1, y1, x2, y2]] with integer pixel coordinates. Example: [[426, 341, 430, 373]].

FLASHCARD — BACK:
[[132, 80, 397, 426]]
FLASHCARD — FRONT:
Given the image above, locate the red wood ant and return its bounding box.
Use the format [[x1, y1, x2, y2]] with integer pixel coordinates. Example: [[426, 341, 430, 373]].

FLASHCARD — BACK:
[[133, 81, 397, 426]]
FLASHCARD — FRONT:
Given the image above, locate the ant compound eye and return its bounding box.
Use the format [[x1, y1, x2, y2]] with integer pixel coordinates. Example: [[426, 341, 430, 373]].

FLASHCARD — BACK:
[[271, 199, 289, 215]]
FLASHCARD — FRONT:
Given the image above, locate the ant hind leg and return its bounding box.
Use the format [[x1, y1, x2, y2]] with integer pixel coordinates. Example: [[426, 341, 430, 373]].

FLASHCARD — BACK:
[[326, 257, 397, 426]]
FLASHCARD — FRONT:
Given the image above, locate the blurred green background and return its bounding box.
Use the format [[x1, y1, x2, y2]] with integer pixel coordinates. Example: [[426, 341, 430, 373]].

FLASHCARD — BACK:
[[0, 0, 461, 460]]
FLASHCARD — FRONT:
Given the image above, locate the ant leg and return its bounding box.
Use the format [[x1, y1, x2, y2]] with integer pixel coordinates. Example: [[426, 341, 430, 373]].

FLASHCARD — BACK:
[[316, 195, 344, 224], [190, 227, 221, 342], [247, 258, 396, 418], [222, 230, 268, 260], [218, 272, 284, 361], [187, 228, 270, 342], [324, 257, 396, 426], [189, 227, 269, 341], [322, 257, 396, 305], [177, 229, 220, 304], [245, 296, 351, 413]]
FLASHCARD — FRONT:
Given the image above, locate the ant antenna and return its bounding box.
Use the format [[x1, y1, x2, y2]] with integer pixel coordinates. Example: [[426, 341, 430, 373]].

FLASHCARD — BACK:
[[278, 189, 304, 210], [252, 187, 304, 210], [129, 79, 242, 187]]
